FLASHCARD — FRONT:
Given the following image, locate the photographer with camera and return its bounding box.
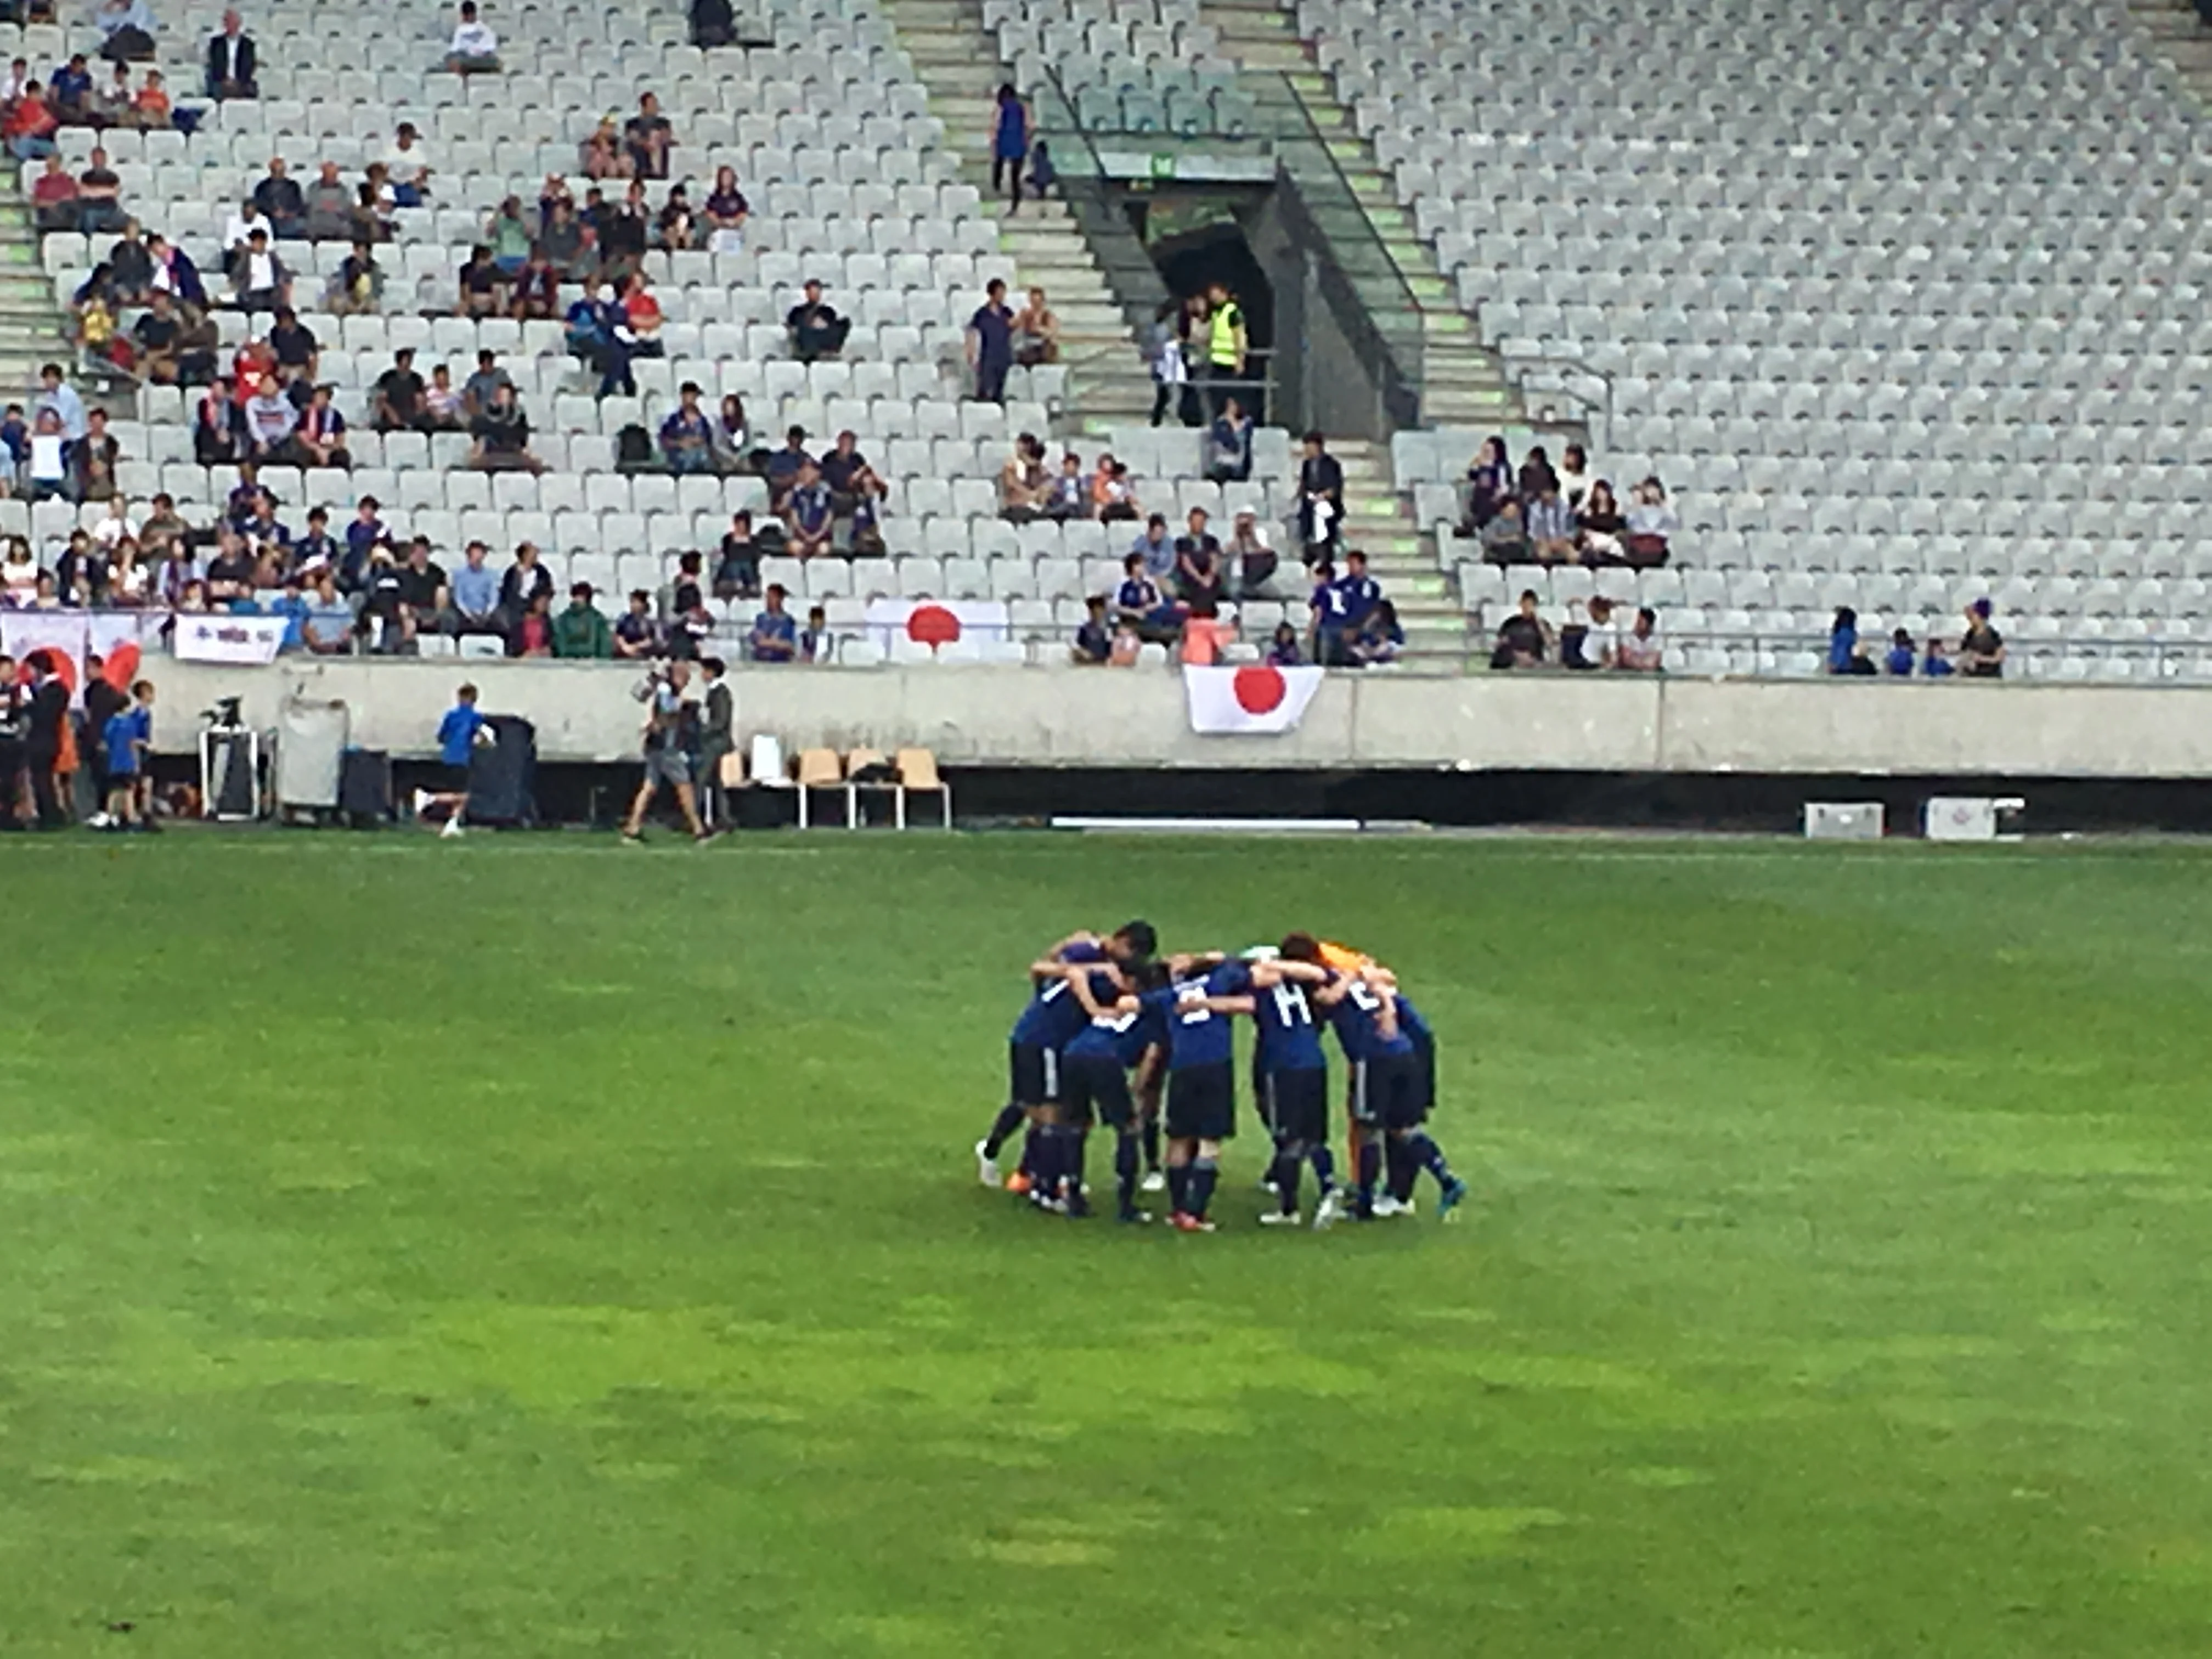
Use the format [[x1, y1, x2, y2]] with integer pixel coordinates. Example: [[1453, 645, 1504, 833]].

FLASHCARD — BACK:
[[619, 659, 709, 845]]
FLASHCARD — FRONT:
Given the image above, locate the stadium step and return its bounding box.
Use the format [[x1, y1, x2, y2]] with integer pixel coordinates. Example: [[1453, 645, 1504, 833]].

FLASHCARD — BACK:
[[2129, 0, 2212, 103], [0, 167, 68, 404], [1325, 437, 1471, 663], [881, 0, 1161, 437]]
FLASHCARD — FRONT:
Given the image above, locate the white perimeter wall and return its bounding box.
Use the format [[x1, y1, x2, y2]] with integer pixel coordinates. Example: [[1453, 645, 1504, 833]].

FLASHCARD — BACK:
[[142, 659, 2212, 777]]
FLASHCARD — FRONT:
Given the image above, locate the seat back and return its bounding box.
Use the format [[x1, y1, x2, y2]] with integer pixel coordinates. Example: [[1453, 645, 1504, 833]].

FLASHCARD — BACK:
[[749, 732, 786, 782], [796, 746, 842, 787], [895, 747, 942, 789]]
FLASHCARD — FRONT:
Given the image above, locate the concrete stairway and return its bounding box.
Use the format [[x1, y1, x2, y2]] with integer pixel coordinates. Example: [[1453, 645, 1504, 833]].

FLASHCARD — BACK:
[[878, 0, 1159, 434], [1198, 0, 1522, 434], [2131, 0, 2212, 101], [1328, 437, 1464, 661], [0, 187, 71, 401]]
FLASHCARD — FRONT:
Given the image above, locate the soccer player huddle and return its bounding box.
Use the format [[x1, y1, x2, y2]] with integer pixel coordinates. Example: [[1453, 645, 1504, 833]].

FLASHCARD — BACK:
[[973, 921, 1468, 1232]]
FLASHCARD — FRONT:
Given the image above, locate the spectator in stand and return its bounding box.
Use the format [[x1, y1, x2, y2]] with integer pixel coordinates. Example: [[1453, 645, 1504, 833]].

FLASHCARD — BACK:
[[76, 147, 124, 234], [1090, 453, 1138, 522], [783, 461, 834, 559], [371, 348, 426, 432], [1041, 452, 1087, 521], [580, 117, 628, 181], [749, 583, 797, 662], [205, 9, 256, 98], [798, 604, 830, 664], [705, 165, 749, 253], [421, 363, 465, 429], [67, 406, 120, 502], [253, 157, 304, 239], [997, 433, 1048, 521], [36, 364, 86, 441], [1131, 511, 1176, 582], [1564, 595, 1616, 670], [552, 582, 611, 657], [1516, 444, 1558, 504], [354, 171, 394, 242], [1617, 607, 1663, 673], [1526, 480, 1577, 565], [131, 66, 170, 127], [1335, 548, 1382, 631], [786, 278, 848, 363], [1205, 396, 1254, 484], [108, 223, 155, 304], [1352, 599, 1404, 666], [1576, 479, 1626, 564], [1490, 589, 1553, 670], [504, 247, 555, 320], [0, 60, 26, 104], [1011, 286, 1059, 366], [1622, 477, 1677, 566], [620, 270, 664, 356], [710, 394, 754, 475], [386, 122, 433, 206], [297, 385, 349, 470], [1307, 560, 1354, 666], [1173, 506, 1224, 611], [714, 511, 763, 600], [1266, 620, 1302, 665], [445, 1, 500, 72], [565, 283, 635, 398], [29, 155, 76, 233], [659, 381, 713, 473], [1556, 443, 1591, 510], [268, 303, 319, 389], [1, 536, 36, 595], [967, 278, 1014, 404], [507, 588, 554, 657], [1226, 507, 1277, 598], [192, 375, 239, 463], [653, 184, 695, 252], [325, 239, 383, 316], [537, 193, 590, 279], [657, 549, 706, 624], [498, 539, 553, 626], [1922, 637, 1954, 679], [1480, 496, 1532, 565], [1296, 430, 1344, 565], [624, 91, 673, 178], [95, 0, 158, 64], [1179, 597, 1233, 666], [484, 196, 532, 276], [1143, 297, 1188, 429], [4, 81, 58, 160], [613, 588, 662, 659], [302, 161, 353, 241], [470, 382, 541, 473], [393, 538, 454, 644], [1884, 627, 1916, 676], [461, 349, 511, 420], [988, 84, 1029, 211], [764, 425, 812, 511], [458, 244, 503, 319], [50, 54, 93, 124], [1072, 594, 1112, 664], [603, 185, 652, 280], [291, 504, 338, 575], [230, 229, 290, 312], [1959, 599, 2005, 678], [1114, 553, 1179, 642]]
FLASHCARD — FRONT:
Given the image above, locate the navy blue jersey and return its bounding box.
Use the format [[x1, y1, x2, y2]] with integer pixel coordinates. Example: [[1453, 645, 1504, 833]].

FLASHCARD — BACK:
[[1252, 973, 1329, 1072], [1065, 997, 1166, 1067], [1396, 992, 1432, 1052], [1333, 977, 1415, 1060], [1142, 961, 1249, 1071], [1008, 941, 1107, 1048]]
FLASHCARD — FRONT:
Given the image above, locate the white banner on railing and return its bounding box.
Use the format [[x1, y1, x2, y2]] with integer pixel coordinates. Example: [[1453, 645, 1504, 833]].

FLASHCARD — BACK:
[[0, 612, 88, 670], [172, 613, 287, 666]]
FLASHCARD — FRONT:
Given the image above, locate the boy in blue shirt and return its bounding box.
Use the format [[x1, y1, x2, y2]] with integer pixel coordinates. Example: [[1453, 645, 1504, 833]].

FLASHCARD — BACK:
[[415, 682, 483, 837], [101, 679, 154, 831], [1884, 628, 1916, 676], [749, 583, 797, 663]]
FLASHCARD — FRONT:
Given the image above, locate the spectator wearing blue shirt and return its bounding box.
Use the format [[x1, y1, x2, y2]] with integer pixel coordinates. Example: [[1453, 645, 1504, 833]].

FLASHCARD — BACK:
[[660, 381, 714, 474], [1923, 638, 1955, 678], [1826, 606, 1859, 675], [417, 682, 483, 836], [784, 459, 834, 560], [1073, 594, 1112, 664], [1114, 552, 1182, 643], [450, 540, 500, 634], [1131, 512, 1176, 581], [342, 495, 385, 593], [1333, 549, 1383, 628], [1352, 599, 1404, 666], [270, 576, 313, 651], [763, 425, 813, 514], [1308, 560, 1356, 666], [749, 582, 797, 663], [99, 679, 154, 832], [1266, 621, 1302, 665], [799, 604, 829, 664], [967, 276, 1014, 404], [1884, 628, 1916, 676]]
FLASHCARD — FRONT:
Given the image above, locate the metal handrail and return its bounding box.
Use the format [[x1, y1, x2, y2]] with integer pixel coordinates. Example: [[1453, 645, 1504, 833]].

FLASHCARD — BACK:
[[1498, 355, 1612, 448]]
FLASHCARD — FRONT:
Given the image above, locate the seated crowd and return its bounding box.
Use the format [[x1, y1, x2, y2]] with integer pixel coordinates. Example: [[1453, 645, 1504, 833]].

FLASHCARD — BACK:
[[1462, 437, 1680, 572]]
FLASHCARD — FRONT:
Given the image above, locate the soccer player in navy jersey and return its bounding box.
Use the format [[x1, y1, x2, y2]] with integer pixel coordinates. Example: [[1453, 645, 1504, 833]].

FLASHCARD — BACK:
[[1249, 935, 1352, 1229], [1061, 961, 1170, 1221], [1378, 986, 1443, 1215], [1138, 954, 1253, 1233], [974, 922, 1157, 1193], [1333, 969, 1466, 1222]]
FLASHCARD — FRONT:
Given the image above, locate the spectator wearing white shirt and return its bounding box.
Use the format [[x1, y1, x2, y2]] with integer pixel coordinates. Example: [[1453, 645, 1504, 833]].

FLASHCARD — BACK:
[[1616, 606, 1663, 673], [91, 496, 138, 550], [232, 229, 290, 312], [34, 364, 86, 442], [27, 410, 70, 501], [385, 122, 433, 207], [445, 1, 500, 72]]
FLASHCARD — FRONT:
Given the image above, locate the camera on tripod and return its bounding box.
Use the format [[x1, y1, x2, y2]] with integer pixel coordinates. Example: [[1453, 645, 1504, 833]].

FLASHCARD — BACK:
[[200, 696, 245, 730]]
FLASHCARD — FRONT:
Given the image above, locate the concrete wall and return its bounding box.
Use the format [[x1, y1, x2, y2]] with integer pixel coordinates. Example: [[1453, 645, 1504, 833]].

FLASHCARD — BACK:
[[142, 658, 2212, 779]]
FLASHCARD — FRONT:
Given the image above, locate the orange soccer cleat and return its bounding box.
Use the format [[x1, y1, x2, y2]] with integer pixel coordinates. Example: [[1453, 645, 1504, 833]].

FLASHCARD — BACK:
[[1004, 1170, 1033, 1195]]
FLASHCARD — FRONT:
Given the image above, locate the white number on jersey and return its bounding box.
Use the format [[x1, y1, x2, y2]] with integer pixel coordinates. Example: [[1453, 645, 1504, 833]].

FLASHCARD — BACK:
[[1271, 983, 1311, 1026], [1038, 978, 1070, 1003], [1175, 981, 1213, 1026], [1093, 1009, 1139, 1032], [1346, 979, 1382, 1013]]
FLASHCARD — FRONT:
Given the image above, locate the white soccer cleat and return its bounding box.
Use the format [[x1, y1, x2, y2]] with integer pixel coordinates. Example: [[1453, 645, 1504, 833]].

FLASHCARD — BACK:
[[1371, 1195, 1410, 1219], [1312, 1189, 1346, 1231], [1258, 1209, 1302, 1227], [1139, 1170, 1166, 1193], [439, 817, 464, 838], [413, 788, 432, 818], [974, 1139, 1001, 1188]]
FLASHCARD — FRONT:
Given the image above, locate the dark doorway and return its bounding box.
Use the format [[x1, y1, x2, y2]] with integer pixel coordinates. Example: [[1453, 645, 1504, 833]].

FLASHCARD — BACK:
[[1144, 216, 1274, 427]]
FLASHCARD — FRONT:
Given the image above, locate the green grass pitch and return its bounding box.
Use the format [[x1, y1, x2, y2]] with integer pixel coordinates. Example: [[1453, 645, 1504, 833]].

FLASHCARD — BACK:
[[4, 832, 2211, 1657]]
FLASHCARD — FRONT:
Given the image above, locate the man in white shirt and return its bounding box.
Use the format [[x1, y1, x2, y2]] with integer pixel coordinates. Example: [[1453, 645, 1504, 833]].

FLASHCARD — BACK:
[[244, 378, 299, 462], [445, 1, 500, 71], [234, 230, 289, 312], [34, 364, 86, 442], [385, 122, 433, 207], [1616, 605, 1663, 673]]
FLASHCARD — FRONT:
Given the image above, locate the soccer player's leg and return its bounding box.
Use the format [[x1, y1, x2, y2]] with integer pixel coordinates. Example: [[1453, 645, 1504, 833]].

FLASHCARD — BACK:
[[1135, 1048, 1166, 1193], [980, 1041, 1043, 1189], [1270, 1068, 1339, 1229], [1348, 1059, 1385, 1220], [1392, 1056, 1466, 1218], [1048, 1054, 1102, 1217], [1093, 1064, 1148, 1223], [1166, 1063, 1231, 1232]]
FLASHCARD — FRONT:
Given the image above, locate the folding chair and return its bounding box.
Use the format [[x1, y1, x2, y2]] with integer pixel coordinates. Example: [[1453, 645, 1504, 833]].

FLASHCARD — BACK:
[[795, 745, 844, 828], [845, 746, 899, 827], [894, 746, 951, 830]]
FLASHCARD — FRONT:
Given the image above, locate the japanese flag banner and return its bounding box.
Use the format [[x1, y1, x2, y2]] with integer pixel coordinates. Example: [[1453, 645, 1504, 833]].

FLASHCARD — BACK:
[[1183, 663, 1325, 735]]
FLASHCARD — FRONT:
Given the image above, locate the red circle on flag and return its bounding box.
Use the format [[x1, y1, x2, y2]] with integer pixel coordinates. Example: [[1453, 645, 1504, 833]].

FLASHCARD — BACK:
[[25, 646, 76, 695], [907, 604, 962, 647], [1232, 664, 1286, 714]]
